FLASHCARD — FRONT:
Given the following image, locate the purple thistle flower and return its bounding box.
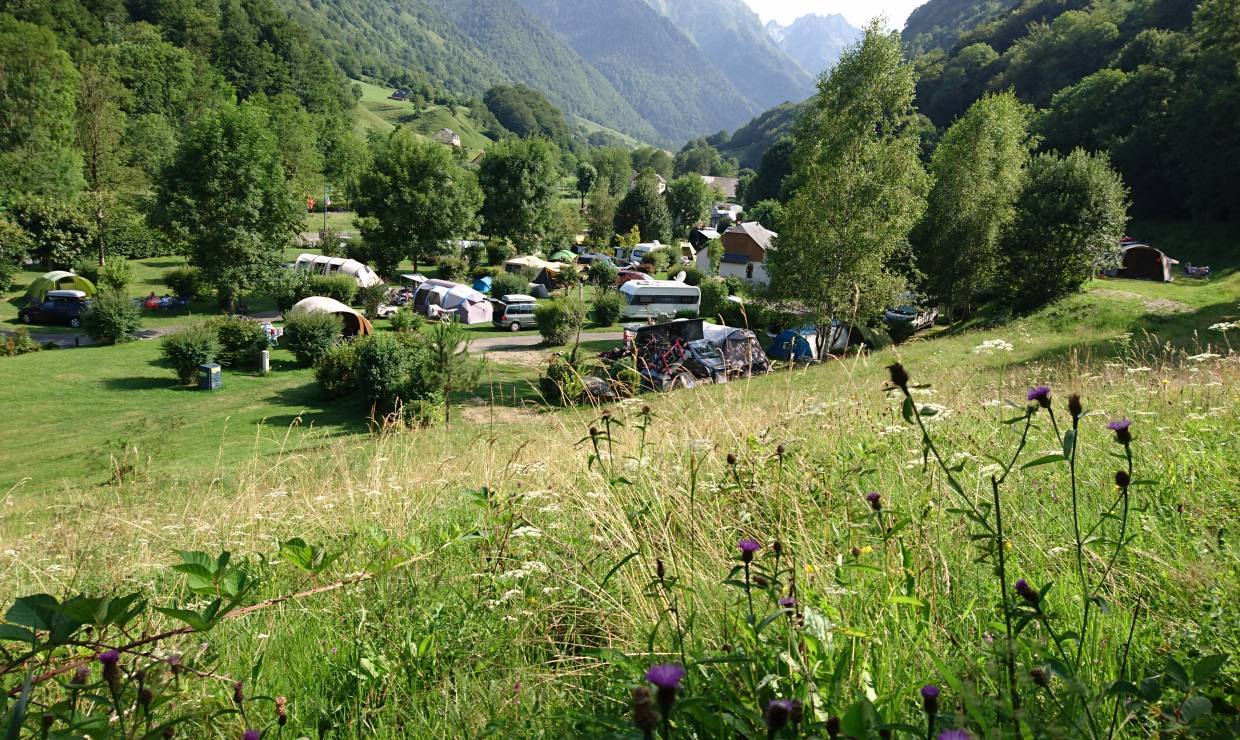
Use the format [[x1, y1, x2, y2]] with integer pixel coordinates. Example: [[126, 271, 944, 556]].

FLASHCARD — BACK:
[[779, 596, 797, 609], [738, 538, 761, 563], [98, 649, 121, 685], [645, 663, 685, 717], [1027, 386, 1052, 409], [865, 491, 882, 512], [98, 649, 120, 666], [921, 684, 940, 715], [1107, 418, 1133, 445], [1015, 578, 1040, 607], [939, 730, 973, 740], [243, 730, 260, 740], [765, 699, 794, 734]]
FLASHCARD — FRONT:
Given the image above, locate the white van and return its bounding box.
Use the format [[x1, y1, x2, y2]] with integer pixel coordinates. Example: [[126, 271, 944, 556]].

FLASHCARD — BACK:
[[619, 279, 700, 319], [616, 240, 663, 266]]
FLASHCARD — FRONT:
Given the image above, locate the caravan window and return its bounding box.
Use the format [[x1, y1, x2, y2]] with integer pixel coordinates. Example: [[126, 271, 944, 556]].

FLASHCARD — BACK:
[[629, 293, 697, 305]]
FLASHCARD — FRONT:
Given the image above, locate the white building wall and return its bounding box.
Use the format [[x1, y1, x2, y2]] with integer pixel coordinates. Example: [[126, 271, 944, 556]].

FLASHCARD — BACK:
[[717, 260, 769, 287]]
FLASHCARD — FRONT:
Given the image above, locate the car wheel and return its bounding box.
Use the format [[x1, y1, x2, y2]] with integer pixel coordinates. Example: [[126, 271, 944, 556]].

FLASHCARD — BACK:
[[69, 318, 81, 328], [509, 322, 521, 332]]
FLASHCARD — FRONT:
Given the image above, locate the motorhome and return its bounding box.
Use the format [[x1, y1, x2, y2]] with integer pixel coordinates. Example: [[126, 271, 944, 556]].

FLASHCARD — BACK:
[[618, 279, 700, 319]]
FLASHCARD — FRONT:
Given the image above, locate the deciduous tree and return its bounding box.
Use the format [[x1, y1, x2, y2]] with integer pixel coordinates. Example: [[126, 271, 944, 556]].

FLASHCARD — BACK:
[[477, 137, 560, 249]]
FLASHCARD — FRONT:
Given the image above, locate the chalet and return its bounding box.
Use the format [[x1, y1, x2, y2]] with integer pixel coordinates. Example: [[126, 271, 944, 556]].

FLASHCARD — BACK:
[[697, 221, 776, 286], [433, 128, 462, 147], [710, 203, 742, 228], [701, 175, 739, 200], [688, 228, 720, 251]]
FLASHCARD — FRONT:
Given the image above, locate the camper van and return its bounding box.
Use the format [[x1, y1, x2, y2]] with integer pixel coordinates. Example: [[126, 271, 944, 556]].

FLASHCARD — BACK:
[[616, 241, 663, 266], [619, 279, 700, 320]]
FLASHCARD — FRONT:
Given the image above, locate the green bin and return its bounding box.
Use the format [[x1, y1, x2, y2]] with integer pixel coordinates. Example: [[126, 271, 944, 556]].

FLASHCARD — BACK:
[[198, 363, 222, 391]]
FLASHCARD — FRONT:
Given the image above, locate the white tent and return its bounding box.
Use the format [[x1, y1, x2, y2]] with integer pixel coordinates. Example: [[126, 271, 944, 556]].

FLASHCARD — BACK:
[[437, 284, 493, 325], [294, 253, 383, 288], [289, 296, 373, 336]]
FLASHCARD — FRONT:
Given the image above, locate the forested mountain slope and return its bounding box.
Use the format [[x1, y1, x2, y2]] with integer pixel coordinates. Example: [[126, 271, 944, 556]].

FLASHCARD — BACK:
[[902, 0, 1019, 54]]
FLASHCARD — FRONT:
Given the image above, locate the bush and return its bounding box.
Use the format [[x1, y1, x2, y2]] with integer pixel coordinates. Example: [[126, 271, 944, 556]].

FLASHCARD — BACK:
[[72, 256, 100, 284], [212, 315, 268, 368], [263, 268, 309, 311], [682, 266, 704, 286], [587, 259, 618, 288], [97, 258, 134, 293], [699, 278, 728, 320], [436, 255, 468, 282], [164, 266, 209, 300], [1, 328, 42, 357], [305, 274, 358, 305], [491, 271, 530, 299], [160, 323, 219, 384], [557, 264, 583, 288], [355, 332, 414, 409], [83, 289, 141, 344], [535, 294, 586, 346], [471, 265, 502, 281], [593, 290, 623, 326], [357, 284, 387, 319], [389, 306, 423, 333], [486, 238, 516, 266], [315, 341, 360, 399], [283, 311, 342, 367], [641, 247, 673, 274], [723, 276, 746, 296], [539, 355, 583, 407]]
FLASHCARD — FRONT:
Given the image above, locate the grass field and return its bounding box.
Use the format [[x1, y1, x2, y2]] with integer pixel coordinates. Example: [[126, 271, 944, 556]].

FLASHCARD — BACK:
[[1, 221, 1237, 737], [350, 79, 493, 152]]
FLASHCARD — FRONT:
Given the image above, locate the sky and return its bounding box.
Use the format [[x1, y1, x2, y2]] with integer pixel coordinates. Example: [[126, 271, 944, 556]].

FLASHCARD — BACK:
[[741, 0, 924, 29]]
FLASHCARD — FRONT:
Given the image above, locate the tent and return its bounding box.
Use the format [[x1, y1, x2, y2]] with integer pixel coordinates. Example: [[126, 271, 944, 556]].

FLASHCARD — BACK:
[[1119, 243, 1178, 282], [472, 276, 493, 294], [702, 324, 769, 376], [293, 253, 383, 288], [25, 272, 96, 304], [549, 249, 576, 262], [768, 328, 818, 362], [289, 296, 373, 337], [438, 284, 493, 325]]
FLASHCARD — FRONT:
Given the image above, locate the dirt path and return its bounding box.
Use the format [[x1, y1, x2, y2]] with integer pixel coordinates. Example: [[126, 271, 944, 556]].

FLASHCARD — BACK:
[[468, 331, 624, 352]]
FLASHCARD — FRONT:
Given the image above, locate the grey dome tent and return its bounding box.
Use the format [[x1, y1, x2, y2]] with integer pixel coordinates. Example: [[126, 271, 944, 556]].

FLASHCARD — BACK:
[[1119, 243, 1178, 282]]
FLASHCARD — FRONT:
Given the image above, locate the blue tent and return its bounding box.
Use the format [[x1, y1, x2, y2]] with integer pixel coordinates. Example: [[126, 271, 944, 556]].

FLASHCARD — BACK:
[[768, 327, 818, 362], [472, 276, 493, 294]]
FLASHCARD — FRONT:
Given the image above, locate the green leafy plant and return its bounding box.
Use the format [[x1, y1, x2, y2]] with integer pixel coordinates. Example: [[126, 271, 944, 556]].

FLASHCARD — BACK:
[[388, 306, 423, 333], [593, 291, 622, 326], [163, 265, 209, 301], [535, 294, 585, 346], [97, 257, 134, 293], [314, 340, 360, 399], [82, 289, 141, 344], [282, 311, 342, 367], [211, 315, 268, 368], [159, 323, 219, 384]]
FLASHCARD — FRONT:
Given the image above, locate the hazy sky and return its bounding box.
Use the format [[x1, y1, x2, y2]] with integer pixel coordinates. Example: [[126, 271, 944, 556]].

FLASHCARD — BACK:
[[742, 0, 924, 29]]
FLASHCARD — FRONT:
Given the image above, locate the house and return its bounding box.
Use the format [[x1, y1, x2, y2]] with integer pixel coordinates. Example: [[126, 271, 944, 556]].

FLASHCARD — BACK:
[[701, 175, 739, 200], [710, 203, 742, 228], [688, 228, 720, 251], [716, 221, 776, 286], [631, 173, 668, 194], [433, 128, 462, 147], [389, 89, 410, 101]]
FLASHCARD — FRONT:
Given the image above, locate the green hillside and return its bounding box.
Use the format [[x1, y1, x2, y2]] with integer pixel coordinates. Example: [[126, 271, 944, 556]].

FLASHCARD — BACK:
[[351, 79, 494, 150], [902, 0, 1019, 54]]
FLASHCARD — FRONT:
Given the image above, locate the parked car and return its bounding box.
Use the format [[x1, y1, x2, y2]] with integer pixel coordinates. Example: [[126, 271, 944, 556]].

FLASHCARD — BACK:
[[18, 290, 90, 328], [490, 294, 537, 331]]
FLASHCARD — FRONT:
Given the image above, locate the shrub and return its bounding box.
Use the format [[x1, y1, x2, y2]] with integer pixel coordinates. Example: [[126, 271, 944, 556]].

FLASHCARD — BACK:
[[641, 247, 673, 274], [681, 266, 704, 286], [593, 290, 623, 326], [535, 294, 585, 346], [1, 328, 42, 357], [72, 255, 100, 284], [698, 278, 728, 319], [318, 228, 344, 257], [283, 311, 342, 367], [97, 258, 134, 293], [264, 268, 309, 311], [674, 308, 698, 319], [357, 284, 388, 319], [486, 238, 516, 265], [723, 276, 746, 296], [539, 354, 583, 406], [164, 266, 209, 300], [355, 332, 423, 409], [159, 323, 219, 384], [389, 306, 423, 333], [212, 315, 268, 368], [315, 341, 360, 399], [463, 241, 486, 268], [471, 265, 502, 281], [491, 271, 530, 299], [587, 259, 618, 288], [436, 255, 468, 282], [83, 289, 141, 344], [556, 264, 583, 288], [305, 274, 358, 305]]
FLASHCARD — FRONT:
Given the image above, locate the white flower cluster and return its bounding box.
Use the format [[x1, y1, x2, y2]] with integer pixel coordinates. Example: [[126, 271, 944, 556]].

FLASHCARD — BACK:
[[1208, 321, 1239, 332], [973, 339, 1014, 353]]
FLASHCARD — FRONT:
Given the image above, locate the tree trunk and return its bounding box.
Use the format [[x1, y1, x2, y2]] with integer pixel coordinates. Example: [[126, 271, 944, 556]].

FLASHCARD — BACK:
[[95, 203, 106, 267]]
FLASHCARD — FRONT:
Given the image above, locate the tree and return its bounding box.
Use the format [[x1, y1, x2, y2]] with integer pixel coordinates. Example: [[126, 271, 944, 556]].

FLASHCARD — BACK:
[[584, 185, 619, 247], [324, 126, 371, 209], [353, 128, 481, 274], [1001, 149, 1128, 311], [631, 146, 673, 179], [745, 200, 786, 232], [154, 101, 302, 308], [77, 48, 133, 266], [575, 161, 597, 209], [674, 141, 738, 177], [0, 216, 32, 291], [767, 23, 930, 352], [744, 137, 794, 205], [478, 137, 560, 249], [423, 319, 483, 428], [665, 175, 712, 234], [917, 93, 1036, 318], [0, 15, 84, 199], [9, 197, 93, 269], [614, 174, 672, 244], [591, 148, 633, 197]]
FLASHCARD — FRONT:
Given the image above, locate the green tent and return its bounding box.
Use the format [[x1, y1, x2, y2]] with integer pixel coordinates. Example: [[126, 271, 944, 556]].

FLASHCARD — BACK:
[[549, 250, 576, 262], [24, 271, 97, 304]]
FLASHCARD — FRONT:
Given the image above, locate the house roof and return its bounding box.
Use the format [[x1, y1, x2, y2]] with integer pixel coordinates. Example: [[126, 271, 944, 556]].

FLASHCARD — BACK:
[[701, 175, 739, 199], [691, 228, 720, 240], [724, 221, 777, 250]]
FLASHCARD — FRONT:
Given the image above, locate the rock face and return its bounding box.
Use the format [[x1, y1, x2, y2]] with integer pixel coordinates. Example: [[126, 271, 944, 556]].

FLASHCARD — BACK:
[[765, 13, 864, 78]]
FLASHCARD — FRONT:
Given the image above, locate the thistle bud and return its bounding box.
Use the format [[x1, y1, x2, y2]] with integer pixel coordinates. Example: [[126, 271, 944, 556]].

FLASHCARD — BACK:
[[772, 540, 783, 557], [752, 574, 769, 588], [765, 699, 793, 735], [1067, 394, 1083, 419], [655, 559, 665, 581], [98, 650, 121, 687], [72, 665, 91, 685], [921, 684, 940, 716], [632, 686, 659, 736], [775, 444, 785, 456], [851, 546, 862, 558], [1029, 667, 1048, 687], [276, 696, 288, 726], [642, 405, 651, 415], [726, 452, 737, 466], [1015, 578, 1039, 607], [233, 681, 245, 706], [1115, 470, 1130, 488], [139, 687, 154, 710], [826, 715, 841, 738], [887, 362, 910, 390]]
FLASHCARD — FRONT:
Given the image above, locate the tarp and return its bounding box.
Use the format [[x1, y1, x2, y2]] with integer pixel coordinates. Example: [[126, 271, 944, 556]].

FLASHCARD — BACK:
[[289, 296, 373, 337], [472, 276, 493, 294], [25, 272, 97, 304], [1119, 243, 1178, 282]]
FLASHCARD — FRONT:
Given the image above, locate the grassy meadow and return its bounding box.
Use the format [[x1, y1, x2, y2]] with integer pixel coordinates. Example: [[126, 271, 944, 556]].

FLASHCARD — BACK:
[[1, 220, 1236, 736]]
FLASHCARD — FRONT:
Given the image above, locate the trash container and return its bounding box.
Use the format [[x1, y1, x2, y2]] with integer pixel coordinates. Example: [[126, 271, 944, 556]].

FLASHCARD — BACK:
[[198, 362, 222, 391]]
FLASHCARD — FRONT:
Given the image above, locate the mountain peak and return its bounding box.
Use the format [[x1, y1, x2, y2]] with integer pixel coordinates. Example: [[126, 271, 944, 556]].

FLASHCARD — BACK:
[[765, 12, 863, 77]]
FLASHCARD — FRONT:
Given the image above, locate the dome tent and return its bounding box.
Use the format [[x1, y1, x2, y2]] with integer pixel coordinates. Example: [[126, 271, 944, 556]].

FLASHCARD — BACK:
[[1119, 243, 1178, 282], [289, 296, 373, 337], [25, 272, 96, 304]]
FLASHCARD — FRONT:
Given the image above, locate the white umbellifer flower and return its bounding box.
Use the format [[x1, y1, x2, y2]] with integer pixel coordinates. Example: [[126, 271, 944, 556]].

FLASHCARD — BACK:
[[973, 339, 1014, 353], [1187, 353, 1220, 362], [1208, 321, 1238, 332], [1126, 366, 1151, 374], [878, 426, 906, 436], [511, 526, 542, 538]]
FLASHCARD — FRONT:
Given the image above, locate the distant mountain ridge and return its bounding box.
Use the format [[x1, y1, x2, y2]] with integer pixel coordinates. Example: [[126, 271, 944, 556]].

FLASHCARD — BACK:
[[766, 13, 864, 78]]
